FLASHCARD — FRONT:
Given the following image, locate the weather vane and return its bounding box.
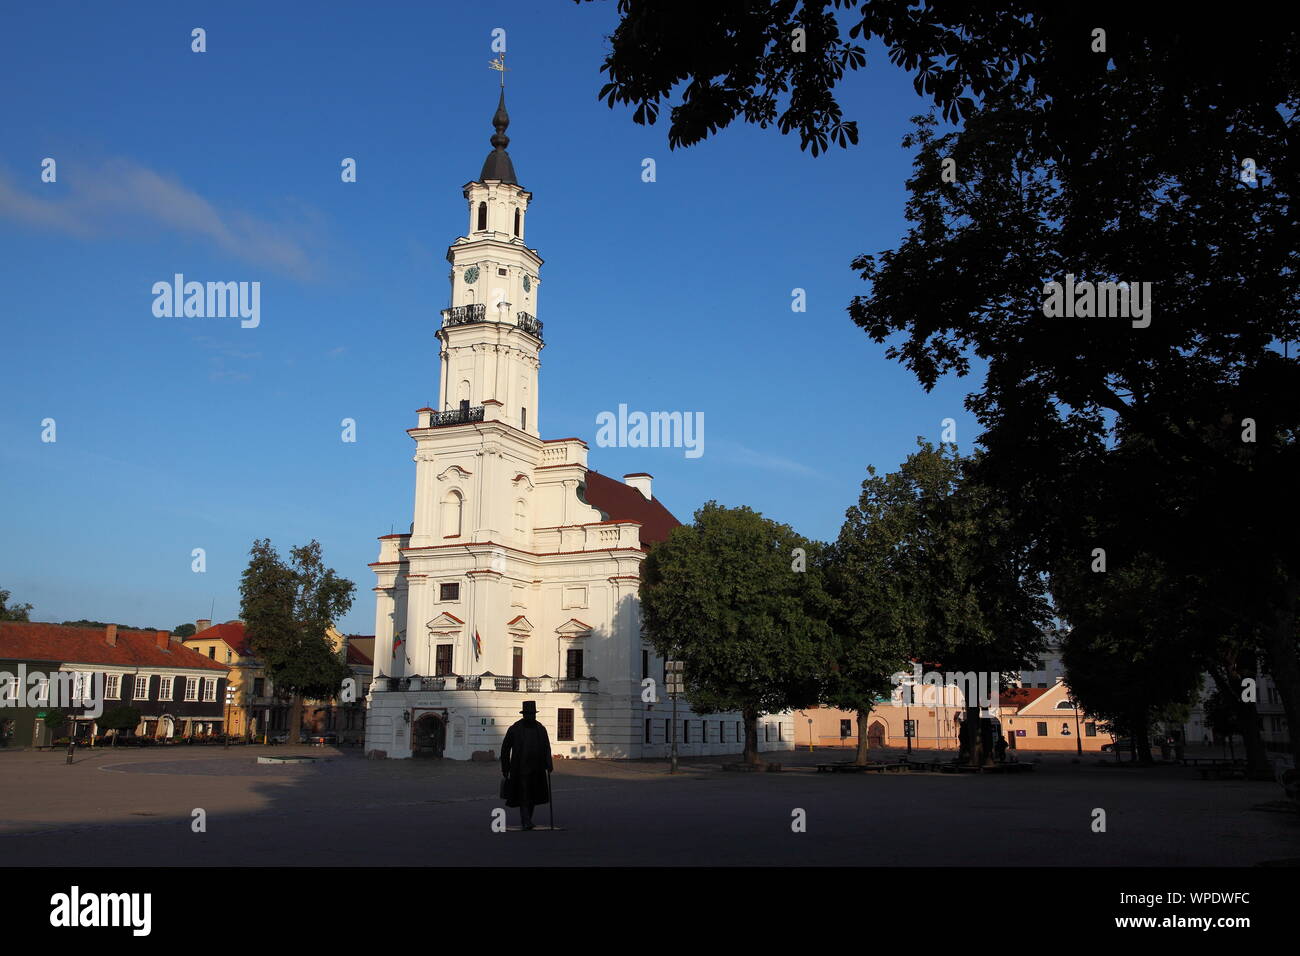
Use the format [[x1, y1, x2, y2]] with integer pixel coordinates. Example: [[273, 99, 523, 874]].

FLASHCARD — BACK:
[[488, 52, 509, 89]]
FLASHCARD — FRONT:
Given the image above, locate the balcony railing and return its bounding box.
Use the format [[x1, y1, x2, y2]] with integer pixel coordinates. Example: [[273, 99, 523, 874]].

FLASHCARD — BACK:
[[515, 311, 543, 340], [430, 405, 485, 427], [439, 304, 543, 341], [374, 675, 597, 694], [442, 303, 486, 328]]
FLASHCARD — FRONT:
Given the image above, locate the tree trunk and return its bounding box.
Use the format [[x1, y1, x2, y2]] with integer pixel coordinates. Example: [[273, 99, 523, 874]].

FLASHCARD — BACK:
[[1259, 596, 1300, 769], [1211, 665, 1269, 775], [855, 710, 871, 765], [743, 707, 760, 765], [959, 706, 989, 766], [1133, 711, 1153, 765], [288, 694, 303, 746]]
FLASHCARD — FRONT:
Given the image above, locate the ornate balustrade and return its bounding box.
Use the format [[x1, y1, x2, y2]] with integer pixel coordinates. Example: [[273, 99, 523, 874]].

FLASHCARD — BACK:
[[438, 304, 543, 341], [373, 675, 597, 694], [515, 311, 543, 339], [429, 405, 485, 427], [441, 303, 486, 328]]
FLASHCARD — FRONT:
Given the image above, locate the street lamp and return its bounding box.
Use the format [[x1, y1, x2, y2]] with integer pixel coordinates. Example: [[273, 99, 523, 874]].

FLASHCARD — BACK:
[[665, 660, 683, 774], [224, 685, 236, 748], [902, 675, 915, 758], [807, 717, 814, 753]]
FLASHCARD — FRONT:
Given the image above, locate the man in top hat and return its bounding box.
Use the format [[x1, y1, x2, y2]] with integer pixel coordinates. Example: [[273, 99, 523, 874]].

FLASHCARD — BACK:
[[501, 700, 553, 830]]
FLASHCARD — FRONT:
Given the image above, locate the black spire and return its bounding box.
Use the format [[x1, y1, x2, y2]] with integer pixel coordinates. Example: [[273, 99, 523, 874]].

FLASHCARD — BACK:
[[479, 89, 518, 184]]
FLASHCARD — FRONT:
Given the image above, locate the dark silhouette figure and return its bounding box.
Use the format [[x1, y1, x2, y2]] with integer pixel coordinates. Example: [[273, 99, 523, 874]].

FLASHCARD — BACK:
[[501, 701, 553, 830], [994, 735, 1009, 763]]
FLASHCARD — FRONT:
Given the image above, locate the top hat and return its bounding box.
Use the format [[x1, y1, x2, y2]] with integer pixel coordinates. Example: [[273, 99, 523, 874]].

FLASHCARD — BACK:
[[520, 700, 538, 715]]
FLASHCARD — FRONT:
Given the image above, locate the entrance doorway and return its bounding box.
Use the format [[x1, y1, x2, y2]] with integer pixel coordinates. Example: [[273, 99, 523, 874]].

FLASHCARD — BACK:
[[412, 713, 446, 758], [867, 720, 886, 748]]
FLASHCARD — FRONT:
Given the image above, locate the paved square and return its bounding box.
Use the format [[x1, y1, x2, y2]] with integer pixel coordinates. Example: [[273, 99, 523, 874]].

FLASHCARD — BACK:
[[1, 745, 1295, 866]]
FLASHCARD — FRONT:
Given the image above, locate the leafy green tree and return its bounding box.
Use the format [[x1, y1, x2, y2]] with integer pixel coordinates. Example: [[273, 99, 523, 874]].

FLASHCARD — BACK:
[[582, 0, 1300, 766], [640, 503, 833, 765], [172, 623, 197, 638], [855, 442, 1048, 766], [1059, 566, 1202, 765], [0, 589, 33, 622], [1201, 687, 1250, 761], [825, 477, 914, 765], [849, 42, 1300, 768], [98, 706, 142, 747], [1047, 431, 1272, 772], [239, 539, 355, 746]]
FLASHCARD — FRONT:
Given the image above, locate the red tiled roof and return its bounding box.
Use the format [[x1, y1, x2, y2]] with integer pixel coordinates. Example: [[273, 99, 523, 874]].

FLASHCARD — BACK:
[[346, 644, 373, 666], [0, 622, 229, 672], [191, 621, 255, 657], [999, 686, 1049, 711], [582, 470, 681, 547]]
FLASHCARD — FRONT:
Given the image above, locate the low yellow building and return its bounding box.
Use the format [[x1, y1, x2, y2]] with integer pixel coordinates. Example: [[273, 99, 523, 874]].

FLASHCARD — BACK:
[[185, 621, 377, 744], [792, 678, 1110, 755], [1000, 681, 1108, 753], [183, 619, 288, 739]]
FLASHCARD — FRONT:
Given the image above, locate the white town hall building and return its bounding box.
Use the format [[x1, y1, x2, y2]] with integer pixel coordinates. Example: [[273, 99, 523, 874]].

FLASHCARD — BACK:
[[363, 89, 794, 760]]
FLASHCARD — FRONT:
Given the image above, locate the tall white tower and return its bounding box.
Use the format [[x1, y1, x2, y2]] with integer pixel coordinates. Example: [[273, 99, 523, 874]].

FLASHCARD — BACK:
[[438, 89, 544, 437]]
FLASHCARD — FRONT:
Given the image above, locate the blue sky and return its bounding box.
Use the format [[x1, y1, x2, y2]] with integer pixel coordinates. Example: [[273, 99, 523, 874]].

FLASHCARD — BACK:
[[0, 1, 982, 634]]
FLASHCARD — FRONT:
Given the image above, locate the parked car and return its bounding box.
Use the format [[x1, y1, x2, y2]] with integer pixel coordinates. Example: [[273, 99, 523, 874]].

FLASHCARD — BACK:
[[306, 732, 339, 745]]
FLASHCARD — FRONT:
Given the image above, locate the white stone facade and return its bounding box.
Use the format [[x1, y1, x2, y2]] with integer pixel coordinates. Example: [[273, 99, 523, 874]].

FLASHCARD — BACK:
[[363, 94, 793, 760]]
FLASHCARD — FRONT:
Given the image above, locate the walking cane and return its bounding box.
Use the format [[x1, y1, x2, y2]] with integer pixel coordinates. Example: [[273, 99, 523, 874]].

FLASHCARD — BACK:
[[548, 770, 554, 829]]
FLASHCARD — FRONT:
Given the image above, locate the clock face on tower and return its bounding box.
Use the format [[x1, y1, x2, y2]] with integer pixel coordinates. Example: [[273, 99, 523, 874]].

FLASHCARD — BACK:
[[464, 266, 480, 284], [522, 274, 531, 293]]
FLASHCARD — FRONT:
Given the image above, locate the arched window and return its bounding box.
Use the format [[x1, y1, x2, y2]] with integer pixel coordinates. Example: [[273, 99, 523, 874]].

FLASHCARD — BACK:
[[477, 202, 487, 231], [442, 491, 464, 538], [513, 208, 520, 236], [1055, 699, 1077, 710], [514, 499, 528, 534]]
